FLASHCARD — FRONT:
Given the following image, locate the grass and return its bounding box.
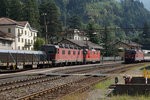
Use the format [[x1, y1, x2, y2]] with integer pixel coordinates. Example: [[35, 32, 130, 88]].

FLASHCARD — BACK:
[[92, 79, 113, 89], [17, 89, 24, 93], [61, 93, 88, 100]]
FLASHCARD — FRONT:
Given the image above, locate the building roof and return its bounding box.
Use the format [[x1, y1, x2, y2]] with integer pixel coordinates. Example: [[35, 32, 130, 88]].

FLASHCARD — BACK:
[[116, 40, 142, 47], [0, 17, 37, 31], [0, 30, 15, 39], [60, 39, 103, 50]]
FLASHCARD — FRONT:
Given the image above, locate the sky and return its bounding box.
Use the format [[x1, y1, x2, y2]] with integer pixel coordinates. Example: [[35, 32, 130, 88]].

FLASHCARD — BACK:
[[140, 0, 150, 11]]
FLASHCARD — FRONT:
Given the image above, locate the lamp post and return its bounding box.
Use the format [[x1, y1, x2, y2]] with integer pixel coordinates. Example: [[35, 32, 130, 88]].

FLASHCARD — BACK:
[[42, 13, 47, 44]]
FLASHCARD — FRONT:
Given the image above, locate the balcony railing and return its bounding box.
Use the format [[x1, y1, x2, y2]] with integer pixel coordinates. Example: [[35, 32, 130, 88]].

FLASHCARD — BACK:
[[18, 33, 22, 37], [25, 42, 32, 46]]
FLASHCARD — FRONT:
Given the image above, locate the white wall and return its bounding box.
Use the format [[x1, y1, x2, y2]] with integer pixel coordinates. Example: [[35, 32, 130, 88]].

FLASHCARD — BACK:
[[0, 24, 37, 51]]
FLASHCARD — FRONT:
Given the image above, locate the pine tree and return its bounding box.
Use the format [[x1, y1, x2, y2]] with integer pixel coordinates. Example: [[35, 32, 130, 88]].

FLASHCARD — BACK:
[[87, 23, 100, 44], [142, 22, 150, 38], [0, 0, 9, 17], [23, 0, 40, 30], [9, 0, 23, 21], [68, 15, 82, 29], [102, 26, 115, 56], [39, 1, 62, 44]]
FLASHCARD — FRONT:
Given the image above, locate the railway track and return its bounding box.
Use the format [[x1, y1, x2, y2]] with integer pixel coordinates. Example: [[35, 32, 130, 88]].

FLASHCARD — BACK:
[[16, 63, 146, 100], [0, 63, 123, 93], [0, 62, 147, 100]]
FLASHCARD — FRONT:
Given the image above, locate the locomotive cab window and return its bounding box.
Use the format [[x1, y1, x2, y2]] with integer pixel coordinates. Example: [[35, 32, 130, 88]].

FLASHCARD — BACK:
[[93, 52, 95, 55], [48, 47, 55, 54], [97, 51, 99, 55]]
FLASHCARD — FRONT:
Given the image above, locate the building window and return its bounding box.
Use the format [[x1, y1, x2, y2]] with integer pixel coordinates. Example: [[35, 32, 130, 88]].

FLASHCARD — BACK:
[[18, 38, 20, 42], [22, 38, 24, 43], [2, 41, 6, 46], [22, 30, 23, 34], [8, 42, 11, 46], [18, 46, 20, 50], [25, 39, 27, 43], [22, 47, 24, 50], [25, 31, 27, 35], [28, 39, 30, 43], [8, 28, 11, 33], [62, 50, 65, 55], [18, 29, 20, 34]]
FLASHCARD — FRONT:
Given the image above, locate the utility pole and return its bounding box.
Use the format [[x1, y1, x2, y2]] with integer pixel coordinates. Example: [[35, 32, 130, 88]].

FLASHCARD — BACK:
[[42, 13, 47, 44]]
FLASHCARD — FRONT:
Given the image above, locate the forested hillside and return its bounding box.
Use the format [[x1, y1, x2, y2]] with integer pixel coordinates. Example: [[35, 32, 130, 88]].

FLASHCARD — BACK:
[[40, 0, 150, 28], [1, 0, 150, 52]]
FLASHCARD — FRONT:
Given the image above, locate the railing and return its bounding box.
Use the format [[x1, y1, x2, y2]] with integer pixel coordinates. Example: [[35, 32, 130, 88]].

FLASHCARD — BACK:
[[25, 43, 32, 46]]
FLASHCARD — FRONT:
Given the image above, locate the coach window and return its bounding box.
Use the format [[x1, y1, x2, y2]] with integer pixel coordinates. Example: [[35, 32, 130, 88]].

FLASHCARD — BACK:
[[97, 51, 98, 55], [68, 51, 71, 55], [73, 51, 76, 55], [62, 50, 65, 55], [78, 51, 80, 55]]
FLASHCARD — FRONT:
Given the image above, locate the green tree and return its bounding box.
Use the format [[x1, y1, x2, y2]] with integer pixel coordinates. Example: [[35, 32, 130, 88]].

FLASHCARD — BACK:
[[34, 38, 45, 50], [68, 15, 82, 29], [0, 0, 9, 17], [87, 23, 100, 44], [23, 0, 40, 30], [102, 26, 115, 56], [39, 1, 62, 44], [9, 0, 23, 21], [142, 22, 150, 38]]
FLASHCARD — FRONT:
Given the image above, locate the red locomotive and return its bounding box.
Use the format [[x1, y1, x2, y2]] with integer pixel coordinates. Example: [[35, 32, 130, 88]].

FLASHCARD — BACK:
[[125, 49, 145, 63], [41, 44, 101, 66]]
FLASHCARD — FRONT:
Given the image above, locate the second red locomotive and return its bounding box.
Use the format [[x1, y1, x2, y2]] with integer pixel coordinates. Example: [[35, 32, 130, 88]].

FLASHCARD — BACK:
[[41, 44, 101, 66]]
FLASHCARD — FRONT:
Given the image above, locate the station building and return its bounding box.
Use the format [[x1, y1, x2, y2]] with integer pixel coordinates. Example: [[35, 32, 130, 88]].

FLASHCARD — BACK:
[[0, 17, 38, 50], [115, 40, 142, 57]]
